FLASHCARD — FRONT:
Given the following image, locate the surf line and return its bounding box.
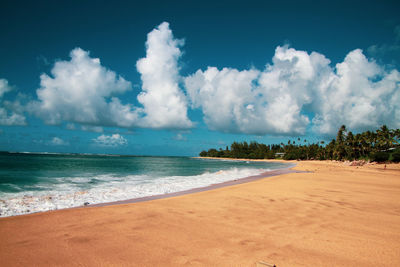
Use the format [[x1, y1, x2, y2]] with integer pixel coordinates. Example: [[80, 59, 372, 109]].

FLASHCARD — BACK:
[[87, 165, 307, 208]]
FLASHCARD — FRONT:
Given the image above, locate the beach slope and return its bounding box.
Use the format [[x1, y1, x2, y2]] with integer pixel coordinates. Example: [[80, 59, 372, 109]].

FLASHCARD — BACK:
[[0, 161, 399, 266]]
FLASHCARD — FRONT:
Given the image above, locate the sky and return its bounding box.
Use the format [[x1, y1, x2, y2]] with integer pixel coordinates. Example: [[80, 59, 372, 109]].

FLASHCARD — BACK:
[[0, 0, 399, 156]]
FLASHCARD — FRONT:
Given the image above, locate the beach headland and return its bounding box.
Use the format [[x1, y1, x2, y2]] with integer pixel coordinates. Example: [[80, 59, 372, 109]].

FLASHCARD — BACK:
[[0, 160, 399, 266]]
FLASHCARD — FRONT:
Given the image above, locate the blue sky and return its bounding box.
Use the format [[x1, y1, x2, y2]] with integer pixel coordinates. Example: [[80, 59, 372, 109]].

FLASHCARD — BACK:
[[0, 0, 399, 156]]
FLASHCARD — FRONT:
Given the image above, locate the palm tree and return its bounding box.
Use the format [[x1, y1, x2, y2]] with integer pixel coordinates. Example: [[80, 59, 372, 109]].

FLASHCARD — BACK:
[[334, 125, 347, 160], [336, 125, 346, 144], [345, 131, 355, 160], [363, 130, 375, 155], [199, 125, 400, 161], [376, 125, 393, 151]]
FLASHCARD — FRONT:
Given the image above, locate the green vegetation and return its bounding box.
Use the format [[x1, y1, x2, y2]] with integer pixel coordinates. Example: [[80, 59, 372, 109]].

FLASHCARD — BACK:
[[199, 125, 400, 163]]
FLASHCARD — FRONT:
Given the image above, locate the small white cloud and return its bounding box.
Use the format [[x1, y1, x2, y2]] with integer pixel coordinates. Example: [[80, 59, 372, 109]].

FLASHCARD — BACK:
[[66, 123, 76, 130], [0, 79, 27, 126], [92, 134, 127, 147], [173, 133, 186, 141], [50, 137, 69, 146], [367, 25, 400, 64], [136, 22, 193, 130], [0, 79, 12, 98], [367, 44, 400, 58], [36, 55, 51, 66], [0, 108, 26, 126], [81, 125, 103, 133]]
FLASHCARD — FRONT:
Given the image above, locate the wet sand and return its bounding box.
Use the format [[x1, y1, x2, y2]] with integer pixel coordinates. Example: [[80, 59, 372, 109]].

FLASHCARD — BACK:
[[0, 161, 399, 266]]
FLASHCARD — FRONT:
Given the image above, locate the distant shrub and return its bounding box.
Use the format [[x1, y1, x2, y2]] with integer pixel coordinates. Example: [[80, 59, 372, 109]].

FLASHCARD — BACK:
[[264, 151, 275, 159], [199, 151, 207, 157], [392, 150, 400, 163], [370, 151, 390, 162], [283, 151, 299, 160]]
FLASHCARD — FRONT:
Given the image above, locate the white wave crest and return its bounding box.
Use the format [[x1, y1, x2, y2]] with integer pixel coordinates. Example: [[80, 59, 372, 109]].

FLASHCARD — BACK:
[[0, 167, 271, 217]]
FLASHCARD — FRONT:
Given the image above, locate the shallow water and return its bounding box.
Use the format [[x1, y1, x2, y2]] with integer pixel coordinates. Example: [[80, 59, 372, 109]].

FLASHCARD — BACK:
[[0, 152, 290, 217]]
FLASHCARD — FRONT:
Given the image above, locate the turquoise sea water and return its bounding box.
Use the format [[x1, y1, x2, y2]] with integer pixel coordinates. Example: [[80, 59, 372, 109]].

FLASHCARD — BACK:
[[0, 152, 289, 217]]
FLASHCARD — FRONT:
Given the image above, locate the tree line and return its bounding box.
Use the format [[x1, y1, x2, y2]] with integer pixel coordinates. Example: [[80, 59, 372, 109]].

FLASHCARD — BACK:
[[199, 125, 400, 162]]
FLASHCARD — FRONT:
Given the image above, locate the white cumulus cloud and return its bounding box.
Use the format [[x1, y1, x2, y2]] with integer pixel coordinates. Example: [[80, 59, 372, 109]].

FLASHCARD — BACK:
[[185, 67, 262, 133], [30, 23, 193, 131], [30, 48, 140, 128], [185, 46, 329, 135], [185, 45, 400, 135], [312, 49, 400, 134], [136, 22, 193, 129], [10, 22, 400, 136], [92, 134, 127, 147]]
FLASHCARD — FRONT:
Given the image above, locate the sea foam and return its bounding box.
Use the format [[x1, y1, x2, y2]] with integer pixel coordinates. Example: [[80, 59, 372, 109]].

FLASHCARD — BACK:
[[0, 167, 268, 217]]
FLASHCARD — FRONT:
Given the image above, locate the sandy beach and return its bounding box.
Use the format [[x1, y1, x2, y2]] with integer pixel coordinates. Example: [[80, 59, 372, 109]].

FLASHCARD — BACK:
[[0, 160, 399, 266]]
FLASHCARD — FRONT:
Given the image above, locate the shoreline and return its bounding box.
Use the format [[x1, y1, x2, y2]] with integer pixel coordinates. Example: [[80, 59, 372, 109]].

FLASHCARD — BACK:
[[1, 160, 399, 266], [194, 156, 292, 163], [0, 158, 390, 218], [88, 164, 301, 208], [0, 158, 295, 218]]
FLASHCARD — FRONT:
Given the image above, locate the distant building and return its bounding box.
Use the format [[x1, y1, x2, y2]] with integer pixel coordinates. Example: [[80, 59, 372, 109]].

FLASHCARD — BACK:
[[275, 152, 285, 158]]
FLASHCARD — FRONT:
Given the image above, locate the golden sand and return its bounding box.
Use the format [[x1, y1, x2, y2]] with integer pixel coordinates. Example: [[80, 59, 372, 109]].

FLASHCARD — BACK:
[[0, 161, 399, 266]]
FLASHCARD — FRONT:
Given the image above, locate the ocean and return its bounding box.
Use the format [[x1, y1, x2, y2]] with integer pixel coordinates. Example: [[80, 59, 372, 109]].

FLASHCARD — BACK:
[[0, 152, 290, 217]]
